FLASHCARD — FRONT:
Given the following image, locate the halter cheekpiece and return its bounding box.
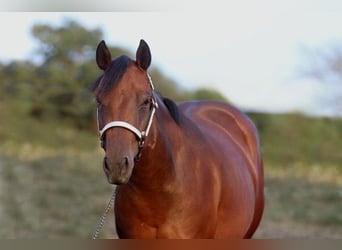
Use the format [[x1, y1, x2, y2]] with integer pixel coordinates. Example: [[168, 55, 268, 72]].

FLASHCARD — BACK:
[[97, 74, 158, 162]]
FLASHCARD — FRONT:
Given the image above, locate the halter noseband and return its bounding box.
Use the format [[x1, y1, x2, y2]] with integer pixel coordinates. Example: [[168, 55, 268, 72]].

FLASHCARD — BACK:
[[97, 74, 158, 161]]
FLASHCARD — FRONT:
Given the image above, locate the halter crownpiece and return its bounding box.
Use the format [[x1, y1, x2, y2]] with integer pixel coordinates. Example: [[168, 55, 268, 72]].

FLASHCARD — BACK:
[[97, 74, 158, 161]]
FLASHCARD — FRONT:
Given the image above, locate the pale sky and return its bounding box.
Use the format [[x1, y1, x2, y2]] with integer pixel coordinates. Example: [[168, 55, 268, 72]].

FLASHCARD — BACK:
[[1, 1, 342, 116]]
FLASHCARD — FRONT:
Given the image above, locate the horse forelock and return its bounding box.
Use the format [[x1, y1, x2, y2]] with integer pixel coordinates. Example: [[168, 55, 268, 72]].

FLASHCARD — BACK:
[[93, 55, 134, 97]]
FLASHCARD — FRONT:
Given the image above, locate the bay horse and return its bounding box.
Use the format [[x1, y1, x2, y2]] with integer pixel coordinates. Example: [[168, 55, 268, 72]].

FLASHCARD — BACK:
[[93, 39, 264, 238]]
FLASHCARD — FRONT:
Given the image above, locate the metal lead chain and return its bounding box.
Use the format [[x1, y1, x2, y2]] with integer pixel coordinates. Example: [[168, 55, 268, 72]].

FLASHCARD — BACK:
[[92, 186, 116, 239]]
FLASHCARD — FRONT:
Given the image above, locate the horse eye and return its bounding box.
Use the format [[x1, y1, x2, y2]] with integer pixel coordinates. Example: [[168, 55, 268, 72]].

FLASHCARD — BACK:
[[142, 98, 151, 106]]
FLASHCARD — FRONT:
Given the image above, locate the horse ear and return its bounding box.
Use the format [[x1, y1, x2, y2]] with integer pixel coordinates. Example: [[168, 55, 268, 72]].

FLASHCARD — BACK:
[[96, 40, 112, 70], [136, 39, 151, 70]]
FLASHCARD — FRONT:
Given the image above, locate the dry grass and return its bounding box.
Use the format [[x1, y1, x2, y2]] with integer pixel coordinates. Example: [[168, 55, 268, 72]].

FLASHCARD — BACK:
[[254, 168, 342, 239], [0, 144, 341, 239], [0, 146, 107, 238]]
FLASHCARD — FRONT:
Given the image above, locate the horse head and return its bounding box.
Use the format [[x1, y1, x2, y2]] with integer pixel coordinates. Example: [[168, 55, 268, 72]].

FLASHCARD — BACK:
[[94, 39, 157, 185]]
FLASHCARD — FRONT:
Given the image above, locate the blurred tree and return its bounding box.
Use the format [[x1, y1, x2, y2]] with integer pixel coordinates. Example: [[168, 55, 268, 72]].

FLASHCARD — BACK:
[[189, 87, 228, 102], [29, 19, 104, 127], [32, 19, 102, 65], [28, 19, 134, 129], [149, 68, 185, 101], [0, 61, 37, 106], [300, 43, 342, 116], [0, 19, 229, 131]]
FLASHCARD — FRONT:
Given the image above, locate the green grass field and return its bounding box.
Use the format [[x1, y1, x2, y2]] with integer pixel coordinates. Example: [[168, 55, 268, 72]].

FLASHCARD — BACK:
[[0, 110, 341, 238]]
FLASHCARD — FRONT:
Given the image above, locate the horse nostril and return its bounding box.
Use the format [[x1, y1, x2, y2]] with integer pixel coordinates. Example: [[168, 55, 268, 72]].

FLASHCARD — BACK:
[[103, 156, 130, 171], [124, 157, 129, 167]]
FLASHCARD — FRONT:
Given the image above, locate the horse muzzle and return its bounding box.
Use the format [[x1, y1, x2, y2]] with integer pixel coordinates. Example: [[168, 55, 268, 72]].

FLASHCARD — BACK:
[[103, 156, 134, 185]]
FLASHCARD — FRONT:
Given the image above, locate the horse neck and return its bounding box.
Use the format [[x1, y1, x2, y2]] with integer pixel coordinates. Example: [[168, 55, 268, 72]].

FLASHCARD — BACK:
[[129, 98, 181, 191]]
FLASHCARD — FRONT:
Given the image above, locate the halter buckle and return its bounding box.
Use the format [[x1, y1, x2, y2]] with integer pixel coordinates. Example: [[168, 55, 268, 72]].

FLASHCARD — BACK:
[[134, 132, 146, 162]]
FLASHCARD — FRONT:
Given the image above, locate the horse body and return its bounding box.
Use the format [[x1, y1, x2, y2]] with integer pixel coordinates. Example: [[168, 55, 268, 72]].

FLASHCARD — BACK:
[[114, 97, 263, 238], [94, 39, 264, 239]]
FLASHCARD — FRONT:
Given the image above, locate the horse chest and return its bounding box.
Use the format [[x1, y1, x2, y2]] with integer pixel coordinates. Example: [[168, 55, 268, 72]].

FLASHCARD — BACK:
[[114, 187, 218, 239]]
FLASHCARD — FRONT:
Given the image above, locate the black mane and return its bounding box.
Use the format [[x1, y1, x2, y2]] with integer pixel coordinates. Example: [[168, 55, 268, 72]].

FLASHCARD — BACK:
[[92, 55, 133, 95], [163, 97, 182, 124]]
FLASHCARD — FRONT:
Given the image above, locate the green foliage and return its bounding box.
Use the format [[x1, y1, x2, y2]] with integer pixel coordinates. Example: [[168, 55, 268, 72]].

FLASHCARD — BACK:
[[0, 19, 227, 131], [31, 19, 102, 65], [149, 68, 185, 101], [189, 87, 229, 102], [248, 112, 342, 167]]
